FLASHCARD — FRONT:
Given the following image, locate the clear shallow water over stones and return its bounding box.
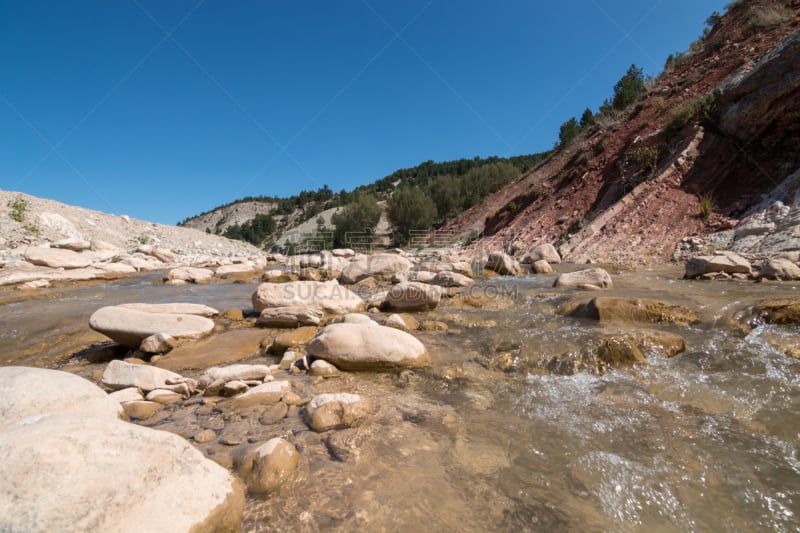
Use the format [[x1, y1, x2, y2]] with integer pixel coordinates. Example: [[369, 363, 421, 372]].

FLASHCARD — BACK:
[[1, 266, 800, 531]]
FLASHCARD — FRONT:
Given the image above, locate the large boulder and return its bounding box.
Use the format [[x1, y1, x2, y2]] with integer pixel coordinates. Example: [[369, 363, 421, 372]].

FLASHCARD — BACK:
[[306, 320, 429, 370], [304, 393, 372, 432], [521, 243, 561, 264], [0, 367, 244, 532], [485, 251, 523, 276], [89, 305, 215, 347], [0, 413, 244, 532], [759, 258, 800, 280], [339, 254, 413, 284], [24, 246, 93, 269], [252, 280, 365, 315], [684, 251, 751, 278], [385, 282, 443, 312], [554, 268, 613, 290], [0, 366, 124, 426]]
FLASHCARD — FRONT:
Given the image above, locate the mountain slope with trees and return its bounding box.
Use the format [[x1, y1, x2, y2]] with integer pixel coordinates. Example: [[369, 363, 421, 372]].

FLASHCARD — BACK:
[[442, 0, 800, 264]]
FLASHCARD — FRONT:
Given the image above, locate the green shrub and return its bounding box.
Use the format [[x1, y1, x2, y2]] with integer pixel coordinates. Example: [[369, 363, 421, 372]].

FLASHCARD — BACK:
[[699, 194, 716, 220], [7, 196, 28, 222], [663, 94, 716, 140], [620, 145, 660, 194]]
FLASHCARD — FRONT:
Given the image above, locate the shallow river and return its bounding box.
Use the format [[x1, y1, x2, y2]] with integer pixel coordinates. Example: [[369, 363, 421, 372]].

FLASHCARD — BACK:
[[2, 266, 799, 532]]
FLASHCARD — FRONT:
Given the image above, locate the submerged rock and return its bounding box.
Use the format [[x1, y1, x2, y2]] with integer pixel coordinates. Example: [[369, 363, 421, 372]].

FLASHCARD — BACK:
[[307, 320, 429, 370], [238, 438, 299, 495], [305, 393, 372, 432], [565, 297, 701, 326]]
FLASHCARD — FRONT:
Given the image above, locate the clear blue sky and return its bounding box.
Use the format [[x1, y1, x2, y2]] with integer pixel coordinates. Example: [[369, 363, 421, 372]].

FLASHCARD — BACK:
[[1, 1, 728, 225]]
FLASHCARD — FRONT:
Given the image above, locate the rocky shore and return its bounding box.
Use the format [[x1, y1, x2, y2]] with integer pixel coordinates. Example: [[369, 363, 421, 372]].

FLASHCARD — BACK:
[[3, 234, 800, 530]]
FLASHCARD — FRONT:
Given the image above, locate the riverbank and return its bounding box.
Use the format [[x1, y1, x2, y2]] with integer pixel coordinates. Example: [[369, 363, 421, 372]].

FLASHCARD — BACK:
[[2, 252, 800, 531]]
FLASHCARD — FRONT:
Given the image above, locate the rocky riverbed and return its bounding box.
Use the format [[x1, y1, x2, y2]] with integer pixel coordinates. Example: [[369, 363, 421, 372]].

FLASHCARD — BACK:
[[2, 245, 800, 531]]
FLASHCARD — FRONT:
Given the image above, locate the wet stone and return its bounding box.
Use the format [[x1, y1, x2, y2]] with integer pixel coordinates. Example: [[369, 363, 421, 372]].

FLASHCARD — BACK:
[[259, 402, 289, 425], [194, 429, 217, 444]]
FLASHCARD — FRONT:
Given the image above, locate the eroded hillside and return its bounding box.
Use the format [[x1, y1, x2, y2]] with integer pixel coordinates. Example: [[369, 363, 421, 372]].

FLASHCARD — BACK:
[[445, 0, 800, 265]]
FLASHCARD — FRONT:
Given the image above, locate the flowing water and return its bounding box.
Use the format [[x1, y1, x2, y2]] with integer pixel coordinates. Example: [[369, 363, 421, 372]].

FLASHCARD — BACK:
[[2, 267, 799, 532]]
